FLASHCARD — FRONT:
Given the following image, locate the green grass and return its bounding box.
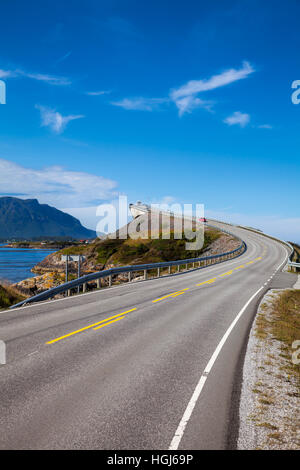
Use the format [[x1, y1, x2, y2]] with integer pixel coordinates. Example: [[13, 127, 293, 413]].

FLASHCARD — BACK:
[[58, 228, 221, 269]]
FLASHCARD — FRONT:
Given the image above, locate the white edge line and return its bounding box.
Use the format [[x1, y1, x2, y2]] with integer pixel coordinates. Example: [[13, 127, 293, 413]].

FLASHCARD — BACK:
[[169, 248, 289, 450]]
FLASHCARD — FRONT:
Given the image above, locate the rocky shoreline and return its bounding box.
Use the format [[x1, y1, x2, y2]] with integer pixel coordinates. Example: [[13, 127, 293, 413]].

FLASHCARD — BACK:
[[12, 231, 240, 297]]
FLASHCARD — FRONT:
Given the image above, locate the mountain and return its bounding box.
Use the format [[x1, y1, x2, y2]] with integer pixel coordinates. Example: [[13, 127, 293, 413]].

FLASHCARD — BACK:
[[0, 197, 96, 240]]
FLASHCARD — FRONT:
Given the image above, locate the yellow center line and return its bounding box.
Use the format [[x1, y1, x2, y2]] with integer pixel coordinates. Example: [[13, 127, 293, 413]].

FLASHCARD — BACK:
[[196, 278, 216, 286], [46, 308, 137, 344], [219, 270, 233, 277], [171, 292, 186, 298], [152, 288, 189, 303], [235, 265, 245, 270], [255, 257, 262, 260], [246, 261, 254, 265], [93, 316, 125, 330]]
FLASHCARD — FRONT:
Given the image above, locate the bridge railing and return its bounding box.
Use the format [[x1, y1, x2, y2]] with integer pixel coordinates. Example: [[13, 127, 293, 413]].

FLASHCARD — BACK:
[[10, 228, 246, 309]]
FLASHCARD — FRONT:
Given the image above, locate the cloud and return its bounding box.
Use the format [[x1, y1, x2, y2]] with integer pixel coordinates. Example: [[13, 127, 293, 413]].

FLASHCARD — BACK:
[[175, 96, 213, 117], [54, 51, 72, 66], [223, 111, 250, 127], [0, 68, 71, 85], [36, 105, 85, 134], [0, 158, 118, 209], [258, 124, 273, 129], [110, 61, 254, 117], [0, 69, 15, 79], [86, 90, 110, 96], [171, 61, 254, 100], [170, 61, 254, 115], [111, 97, 167, 111]]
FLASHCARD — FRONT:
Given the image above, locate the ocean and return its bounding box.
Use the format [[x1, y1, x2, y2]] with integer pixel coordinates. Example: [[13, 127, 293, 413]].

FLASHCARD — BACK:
[[0, 244, 56, 284]]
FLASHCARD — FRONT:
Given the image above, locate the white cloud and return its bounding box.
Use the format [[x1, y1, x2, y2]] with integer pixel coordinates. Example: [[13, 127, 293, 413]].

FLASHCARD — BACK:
[[171, 61, 254, 100], [258, 124, 273, 129], [223, 111, 250, 127], [36, 105, 85, 134], [0, 158, 118, 209], [170, 61, 254, 115], [86, 90, 110, 96], [110, 61, 254, 117], [0, 69, 14, 79], [111, 97, 167, 111], [175, 96, 213, 116], [0, 68, 71, 85]]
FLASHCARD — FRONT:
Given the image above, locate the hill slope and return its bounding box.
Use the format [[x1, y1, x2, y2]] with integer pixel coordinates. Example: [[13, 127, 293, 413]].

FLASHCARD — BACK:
[[0, 197, 96, 240], [0, 284, 26, 309]]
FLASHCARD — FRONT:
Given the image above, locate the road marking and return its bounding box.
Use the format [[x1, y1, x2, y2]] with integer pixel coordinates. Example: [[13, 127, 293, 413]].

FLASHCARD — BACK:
[[169, 248, 289, 451], [152, 288, 189, 303], [246, 261, 254, 265], [234, 265, 245, 270], [171, 292, 186, 298], [196, 278, 216, 286], [46, 308, 137, 344], [93, 316, 125, 330], [219, 270, 233, 277], [169, 285, 264, 450]]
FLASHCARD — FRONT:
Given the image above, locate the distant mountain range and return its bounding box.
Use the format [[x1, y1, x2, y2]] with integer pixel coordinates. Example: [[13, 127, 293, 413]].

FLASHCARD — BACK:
[[0, 197, 96, 240]]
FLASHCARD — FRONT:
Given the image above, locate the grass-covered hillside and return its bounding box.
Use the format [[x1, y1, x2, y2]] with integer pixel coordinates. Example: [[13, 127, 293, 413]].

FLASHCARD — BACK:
[[0, 284, 26, 309], [33, 224, 225, 275]]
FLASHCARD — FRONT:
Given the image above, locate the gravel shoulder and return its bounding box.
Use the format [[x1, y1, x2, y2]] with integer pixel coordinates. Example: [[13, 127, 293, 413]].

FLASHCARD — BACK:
[[238, 279, 300, 450]]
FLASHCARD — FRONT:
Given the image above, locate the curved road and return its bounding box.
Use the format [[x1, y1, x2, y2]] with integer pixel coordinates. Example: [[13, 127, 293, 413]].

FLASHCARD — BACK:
[[0, 222, 296, 449]]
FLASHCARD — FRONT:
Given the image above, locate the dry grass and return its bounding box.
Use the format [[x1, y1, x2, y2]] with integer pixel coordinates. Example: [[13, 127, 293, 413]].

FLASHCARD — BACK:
[[0, 282, 26, 309], [255, 289, 300, 391]]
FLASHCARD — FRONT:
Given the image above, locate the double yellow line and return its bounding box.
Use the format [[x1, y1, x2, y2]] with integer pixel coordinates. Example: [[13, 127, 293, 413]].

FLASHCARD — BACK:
[[46, 308, 137, 344], [152, 288, 189, 303], [46, 255, 264, 345]]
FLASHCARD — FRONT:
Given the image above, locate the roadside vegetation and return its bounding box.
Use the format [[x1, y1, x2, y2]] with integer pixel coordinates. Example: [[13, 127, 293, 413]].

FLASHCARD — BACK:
[[256, 289, 300, 388], [58, 228, 221, 269], [240, 288, 300, 449], [0, 283, 26, 309]]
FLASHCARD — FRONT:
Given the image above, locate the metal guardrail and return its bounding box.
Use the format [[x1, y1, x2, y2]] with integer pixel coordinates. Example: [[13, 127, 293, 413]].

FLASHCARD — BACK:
[[10, 227, 246, 309], [227, 224, 299, 272]]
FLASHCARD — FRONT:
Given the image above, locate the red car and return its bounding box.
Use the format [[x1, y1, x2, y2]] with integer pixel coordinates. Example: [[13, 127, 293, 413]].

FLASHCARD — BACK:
[[199, 217, 207, 222]]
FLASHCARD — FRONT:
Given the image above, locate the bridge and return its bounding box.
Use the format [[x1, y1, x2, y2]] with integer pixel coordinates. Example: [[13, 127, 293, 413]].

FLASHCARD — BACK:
[[0, 218, 297, 449]]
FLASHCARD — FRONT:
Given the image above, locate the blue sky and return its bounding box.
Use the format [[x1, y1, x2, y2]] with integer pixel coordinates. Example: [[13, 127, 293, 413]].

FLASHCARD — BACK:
[[0, 0, 300, 241]]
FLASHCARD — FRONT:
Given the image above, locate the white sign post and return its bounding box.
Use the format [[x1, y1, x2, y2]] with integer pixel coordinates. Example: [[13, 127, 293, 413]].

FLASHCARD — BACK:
[[61, 255, 86, 292]]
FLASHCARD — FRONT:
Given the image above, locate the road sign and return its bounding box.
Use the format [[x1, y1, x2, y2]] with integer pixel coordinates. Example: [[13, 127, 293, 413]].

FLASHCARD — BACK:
[[61, 255, 86, 262]]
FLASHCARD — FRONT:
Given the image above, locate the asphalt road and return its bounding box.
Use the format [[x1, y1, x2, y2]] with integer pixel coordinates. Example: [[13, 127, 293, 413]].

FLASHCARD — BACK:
[[0, 223, 296, 450]]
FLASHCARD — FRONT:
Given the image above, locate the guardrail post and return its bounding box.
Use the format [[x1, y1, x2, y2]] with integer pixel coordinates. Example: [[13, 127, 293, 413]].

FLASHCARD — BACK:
[[97, 278, 101, 289], [67, 289, 71, 297], [108, 274, 112, 287], [157, 267, 160, 277], [185, 263, 188, 270], [177, 265, 180, 272], [192, 262, 195, 268], [144, 269, 148, 280], [128, 271, 132, 282], [83, 283, 87, 293], [168, 266, 171, 274]]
